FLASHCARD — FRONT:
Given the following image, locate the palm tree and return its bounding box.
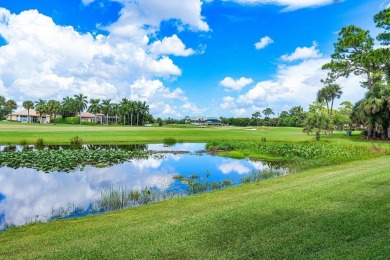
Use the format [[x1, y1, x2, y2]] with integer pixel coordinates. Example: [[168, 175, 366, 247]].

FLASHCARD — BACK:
[[34, 99, 47, 123], [120, 98, 130, 125], [23, 100, 34, 123], [87, 99, 101, 124], [136, 101, 143, 126], [74, 93, 88, 124], [101, 99, 112, 126], [139, 101, 149, 126], [6, 99, 17, 121], [129, 101, 138, 126], [111, 103, 120, 125], [61, 97, 77, 118], [317, 84, 342, 117], [46, 100, 61, 124]]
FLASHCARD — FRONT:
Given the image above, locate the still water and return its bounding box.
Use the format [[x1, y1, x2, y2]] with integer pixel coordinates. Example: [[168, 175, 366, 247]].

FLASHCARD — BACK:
[[0, 143, 283, 229]]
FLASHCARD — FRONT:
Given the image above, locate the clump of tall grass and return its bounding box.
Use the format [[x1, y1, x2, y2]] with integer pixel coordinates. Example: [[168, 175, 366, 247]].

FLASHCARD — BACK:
[[35, 138, 45, 150], [98, 186, 185, 212], [19, 139, 28, 146], [241, 169, 286, 184], [70, 136, 83, 149], [163, 137, 177, 146]]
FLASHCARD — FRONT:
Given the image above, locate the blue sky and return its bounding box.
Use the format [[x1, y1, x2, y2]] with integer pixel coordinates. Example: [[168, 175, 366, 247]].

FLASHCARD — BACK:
[[0, 0, 389, 118]]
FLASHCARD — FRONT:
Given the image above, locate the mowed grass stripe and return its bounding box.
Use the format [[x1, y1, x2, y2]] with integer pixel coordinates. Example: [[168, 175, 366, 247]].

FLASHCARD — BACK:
[[1, 156, 389, 259], [0, 123, 375, 145]]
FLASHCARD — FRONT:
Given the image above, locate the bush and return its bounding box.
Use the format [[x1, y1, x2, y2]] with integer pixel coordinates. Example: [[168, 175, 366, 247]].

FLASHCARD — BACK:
[[55, 117, 80, 125], [81, 121, 96, 126]]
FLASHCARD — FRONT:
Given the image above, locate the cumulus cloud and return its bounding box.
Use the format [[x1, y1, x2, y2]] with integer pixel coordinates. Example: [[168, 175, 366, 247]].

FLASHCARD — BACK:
[[281, 42, 322, 62], [220, 57, 365, 116], [129, 78, 196, 118], [0, 4, 205, 117], [149, 34, 195, 57], [222, 0, 341, 11], [220, 77, 253, 91], [107, 0, 209, 33], [254, 36, 273, 50]]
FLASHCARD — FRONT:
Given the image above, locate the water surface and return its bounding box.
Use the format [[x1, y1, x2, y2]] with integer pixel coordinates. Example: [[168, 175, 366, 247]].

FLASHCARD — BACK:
[[0, 143, 284, 229]]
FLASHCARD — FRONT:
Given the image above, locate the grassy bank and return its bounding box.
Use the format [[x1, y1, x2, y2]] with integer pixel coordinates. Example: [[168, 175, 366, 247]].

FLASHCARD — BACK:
[[0, 122, 374, 145], [1, 156, 389, 258]]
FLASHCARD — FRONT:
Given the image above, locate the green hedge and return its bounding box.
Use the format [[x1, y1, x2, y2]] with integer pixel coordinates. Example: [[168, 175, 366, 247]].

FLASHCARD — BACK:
[[55, 117, 80, 125]]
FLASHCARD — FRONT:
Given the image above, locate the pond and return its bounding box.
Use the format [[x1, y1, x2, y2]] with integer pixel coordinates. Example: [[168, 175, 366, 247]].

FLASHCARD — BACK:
[[0, 143, 287, 230]]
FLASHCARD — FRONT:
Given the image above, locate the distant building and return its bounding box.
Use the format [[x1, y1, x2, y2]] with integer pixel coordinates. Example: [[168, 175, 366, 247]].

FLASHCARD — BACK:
[[7, 110, 107, 124], [190, 116, 222, 126], [6, 109, 51, 123], [76, 112, 104, 124]]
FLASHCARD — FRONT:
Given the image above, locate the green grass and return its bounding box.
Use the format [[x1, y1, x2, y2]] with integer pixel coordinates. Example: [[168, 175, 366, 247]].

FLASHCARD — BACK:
[[0, 122, 378, 145], [1, 156, 389, 258]]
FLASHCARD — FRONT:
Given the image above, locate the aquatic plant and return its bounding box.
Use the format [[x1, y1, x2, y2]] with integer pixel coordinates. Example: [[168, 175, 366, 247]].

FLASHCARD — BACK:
[[163, 137, 177, 146], [206, 140, 384, 170], [0, 149, 148, 172], [35, 138, 45, 150], [70, 136, 83, 149], [19, 139, 28, 146]]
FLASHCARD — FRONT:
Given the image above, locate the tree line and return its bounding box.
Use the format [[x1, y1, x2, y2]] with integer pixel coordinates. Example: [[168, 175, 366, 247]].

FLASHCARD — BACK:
[[310, 7, 390, 140], [1, 94, 153, 126]]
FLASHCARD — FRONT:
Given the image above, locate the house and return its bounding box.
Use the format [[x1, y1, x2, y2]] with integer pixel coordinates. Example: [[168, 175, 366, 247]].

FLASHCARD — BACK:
[[190, 116, 222, 126], [6, 109, 51, 123], [77, 112, 104, 124]]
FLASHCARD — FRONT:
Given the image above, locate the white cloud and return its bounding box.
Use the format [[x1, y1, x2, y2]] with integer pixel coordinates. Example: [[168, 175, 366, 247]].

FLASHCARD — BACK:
[[82, 0, 95, 5], [181, 102, 205, 115], [108, 0, 209, 33], [223, 0, 341, 11], [0, 5, 203, 117], [150, 34, 195, 57], [281, 42, 322, 62], [220, 58, 365, 116], [220, 77, 254, 91], [130, 78, 194, 118], [254, 36, 273, 50]]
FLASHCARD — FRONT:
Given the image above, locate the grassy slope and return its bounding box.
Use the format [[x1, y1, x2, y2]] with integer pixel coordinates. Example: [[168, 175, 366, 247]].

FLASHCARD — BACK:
[[0, 122, 374, 145], [1, 156, 390, 259]]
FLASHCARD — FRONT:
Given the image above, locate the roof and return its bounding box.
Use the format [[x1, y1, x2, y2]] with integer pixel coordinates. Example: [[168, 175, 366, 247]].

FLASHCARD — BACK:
[[10, 109, 50, 117], [77, 112, 100, 118], [191, 116, 221, 121]]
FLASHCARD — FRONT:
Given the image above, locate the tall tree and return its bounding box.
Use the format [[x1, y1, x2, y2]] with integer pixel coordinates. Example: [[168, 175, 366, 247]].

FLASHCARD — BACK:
[[101, 99, 112, 126], [322, 25, 377, 89], [0, 96, 6, 120], [262, 108, 275, 119], [46, 100, 61, 124], [74, 93, 88, 124], [34, 99, 47, 123], [61, 97, 77, 118], [88, 98, 101, 124], [317, 83, 342, 117], [111, 103, 120, 125], [129, 101, 137, 126], [5, 99, 17, 121], [23, 100, 34, 123], [251, 111, 261, 126], [139, 101, 149, 126]]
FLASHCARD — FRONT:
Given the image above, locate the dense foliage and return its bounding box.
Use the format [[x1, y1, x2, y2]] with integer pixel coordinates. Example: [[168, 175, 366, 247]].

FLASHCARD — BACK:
[[322, 8, 390, 139]]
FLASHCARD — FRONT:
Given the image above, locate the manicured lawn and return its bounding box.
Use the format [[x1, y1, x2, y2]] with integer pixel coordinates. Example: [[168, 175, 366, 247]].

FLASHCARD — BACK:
[[0, 122, 371, 145], [1, 156, 389, 258]]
